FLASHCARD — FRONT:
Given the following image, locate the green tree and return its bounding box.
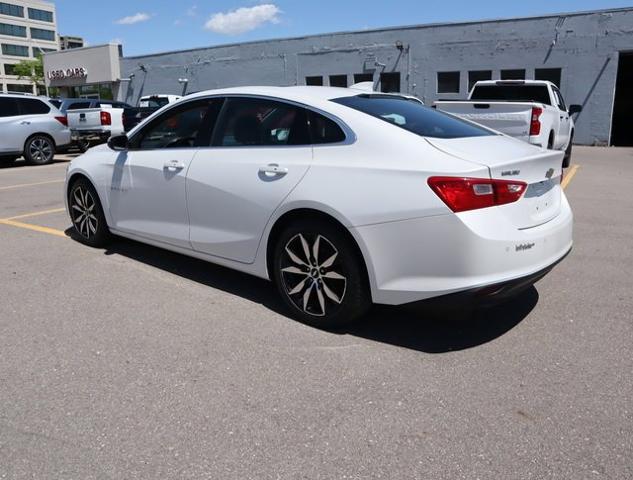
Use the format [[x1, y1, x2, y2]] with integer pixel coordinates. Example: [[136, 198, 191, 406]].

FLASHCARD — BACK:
[[12, 54, 44, 89]]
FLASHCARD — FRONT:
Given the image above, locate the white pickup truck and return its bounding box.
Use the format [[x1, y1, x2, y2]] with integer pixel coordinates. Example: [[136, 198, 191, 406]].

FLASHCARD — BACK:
[[67, 103, 127, 145], [434, 80, 582, 167]]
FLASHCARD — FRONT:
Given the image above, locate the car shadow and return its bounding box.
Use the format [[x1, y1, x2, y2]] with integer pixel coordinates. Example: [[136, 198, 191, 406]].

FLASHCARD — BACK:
[[0, 157, 77, 169], [76, 233, 537, 354]]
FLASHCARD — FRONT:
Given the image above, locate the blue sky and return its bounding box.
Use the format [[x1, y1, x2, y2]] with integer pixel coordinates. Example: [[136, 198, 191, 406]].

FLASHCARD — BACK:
[[55, 1, 633, 56]]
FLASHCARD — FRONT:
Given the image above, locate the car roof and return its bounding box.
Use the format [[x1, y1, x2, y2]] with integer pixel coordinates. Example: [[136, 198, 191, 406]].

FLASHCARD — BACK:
[[184, 86, 361, 105], [473, 80, 556, 87]]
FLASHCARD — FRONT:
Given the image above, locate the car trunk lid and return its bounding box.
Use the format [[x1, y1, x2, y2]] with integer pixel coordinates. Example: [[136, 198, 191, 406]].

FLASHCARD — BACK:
[[425, 135, 564, 229]]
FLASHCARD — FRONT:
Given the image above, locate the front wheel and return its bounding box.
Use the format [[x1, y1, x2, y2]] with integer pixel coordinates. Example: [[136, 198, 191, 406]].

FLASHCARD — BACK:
[[24, 135, 55, 165], [272, 219, 371, 329], [68, 178, 111, 247]]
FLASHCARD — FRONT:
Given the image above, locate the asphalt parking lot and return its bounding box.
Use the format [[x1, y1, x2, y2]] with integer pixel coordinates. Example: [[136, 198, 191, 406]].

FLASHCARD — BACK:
[[1, 147, 632, 479]]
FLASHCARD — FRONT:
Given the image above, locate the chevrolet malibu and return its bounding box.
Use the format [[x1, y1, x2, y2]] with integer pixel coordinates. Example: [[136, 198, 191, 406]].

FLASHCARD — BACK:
[[65, 86, 573, 327]]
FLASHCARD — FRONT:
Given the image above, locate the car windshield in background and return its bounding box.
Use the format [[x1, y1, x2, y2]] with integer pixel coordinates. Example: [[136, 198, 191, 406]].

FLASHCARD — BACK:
[[471, 85, 551, 105], [332, 95, 493, 139], [140, 98, 170, 108]]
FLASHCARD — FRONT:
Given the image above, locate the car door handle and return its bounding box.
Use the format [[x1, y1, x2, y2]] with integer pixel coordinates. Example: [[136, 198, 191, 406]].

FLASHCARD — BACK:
[[20, 121, 31, 125], [164, 160, 185, 170], [259, 164, 288, 176]]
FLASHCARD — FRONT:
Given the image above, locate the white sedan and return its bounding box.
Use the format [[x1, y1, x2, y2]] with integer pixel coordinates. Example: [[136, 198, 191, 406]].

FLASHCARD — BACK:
[[65, 86, 573, 327]]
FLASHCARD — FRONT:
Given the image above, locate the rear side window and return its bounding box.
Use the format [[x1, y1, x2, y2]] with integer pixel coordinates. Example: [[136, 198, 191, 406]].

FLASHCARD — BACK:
[[309, 111, 346, 144], [49, 99, 61, 109], [0, 97, 19, 117], [471, 85, 551, 105], [213, 97, 311, 147], [18, 98, 50, 114], [332, 95, 493, 139]]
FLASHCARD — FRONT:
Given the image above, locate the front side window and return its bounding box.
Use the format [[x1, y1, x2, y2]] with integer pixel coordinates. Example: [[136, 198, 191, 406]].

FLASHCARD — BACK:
[[0, 97, 19, 117], [333, 94, 493, 139], [18, 98, 50, 114], [214, 97, 311, 147], [552, 87, 567, 111], [134, 100, 220, 150]]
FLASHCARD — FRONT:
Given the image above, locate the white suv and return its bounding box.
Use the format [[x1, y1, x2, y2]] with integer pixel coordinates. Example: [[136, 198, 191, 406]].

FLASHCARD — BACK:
[[0, 94, 72, 166]]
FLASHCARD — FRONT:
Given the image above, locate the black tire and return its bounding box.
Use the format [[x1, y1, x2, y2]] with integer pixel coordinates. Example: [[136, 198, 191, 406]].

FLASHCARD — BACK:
[[562, 134, 573, 168], [272, 218, 371, 328], [68, 178, 112, 248], [0, 156, 17, 167], [76, 139, 90, 153], [24, 134, 55, 165]]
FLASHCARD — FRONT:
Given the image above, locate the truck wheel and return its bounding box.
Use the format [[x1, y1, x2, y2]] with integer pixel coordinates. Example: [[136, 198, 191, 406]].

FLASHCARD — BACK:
[[76, 139, 90, 153], [24, 135, 55, 165]]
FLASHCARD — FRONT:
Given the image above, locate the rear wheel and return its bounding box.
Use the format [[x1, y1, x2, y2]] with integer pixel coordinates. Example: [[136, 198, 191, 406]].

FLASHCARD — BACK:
[[75, 139, 90, 153], [68, 178, 111, 247], [272, 219, 370, 328], [24, 135, 55, 165]]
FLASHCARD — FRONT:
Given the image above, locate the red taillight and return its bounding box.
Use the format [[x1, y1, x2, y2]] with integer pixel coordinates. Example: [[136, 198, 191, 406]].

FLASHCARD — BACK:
[[428, 176, 527, 213], [100, 111, 111, 126], [530, 107, 542, 136], [55, 115, 68, 126]]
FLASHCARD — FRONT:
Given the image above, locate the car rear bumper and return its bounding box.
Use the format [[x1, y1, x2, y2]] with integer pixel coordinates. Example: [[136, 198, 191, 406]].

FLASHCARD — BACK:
[[352, 193, 573, 305]]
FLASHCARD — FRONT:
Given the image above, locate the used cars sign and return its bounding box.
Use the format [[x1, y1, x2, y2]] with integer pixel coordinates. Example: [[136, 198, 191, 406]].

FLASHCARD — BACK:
[[46, 67, 88, 80]]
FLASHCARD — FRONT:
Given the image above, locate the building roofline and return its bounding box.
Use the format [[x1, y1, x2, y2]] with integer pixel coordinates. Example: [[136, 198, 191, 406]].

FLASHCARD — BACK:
[[44, 43, 120, 56], [122, 6, 633, 60]]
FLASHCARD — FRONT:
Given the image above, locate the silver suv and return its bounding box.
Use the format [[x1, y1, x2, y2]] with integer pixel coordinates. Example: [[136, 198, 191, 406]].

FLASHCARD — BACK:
[[0, 94, 72, 166]]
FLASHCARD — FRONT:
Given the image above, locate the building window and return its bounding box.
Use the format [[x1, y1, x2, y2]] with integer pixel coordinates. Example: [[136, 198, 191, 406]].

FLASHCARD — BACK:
[[535, 68, 562, 88], [329, 75, 348, 87], [30, 27, 55, 41], [1, 43, 29, 57], [0, 2, 23, 17], [437, 71, 460, 94], [6, 83, 33, 94], [305, 76, 323, 86], [354, 73, 373, 83], [501, 69, 525, 80], [380, 72, 401, 93], [3, 63, 16, 75], [0, 22, 26, 37], [468, 70, 492, 92], [27, 7, 53, 23], [32, 47, 57, 56]]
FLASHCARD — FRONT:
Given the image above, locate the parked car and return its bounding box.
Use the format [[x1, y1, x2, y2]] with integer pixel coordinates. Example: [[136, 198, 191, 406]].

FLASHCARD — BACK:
[[65, 86, 572, 327], [48, 98, 134, 152], [67, 102, 130, 147], [0, 94, 71, 166], [138, 94, 182, 108], [434, 80, 582, 167]]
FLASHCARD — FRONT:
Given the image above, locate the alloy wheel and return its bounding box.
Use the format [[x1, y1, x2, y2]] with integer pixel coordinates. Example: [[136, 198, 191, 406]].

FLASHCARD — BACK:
[[29, 138, 53, 163], [280, 233, 347, 317], [70, 186, 98, 239]]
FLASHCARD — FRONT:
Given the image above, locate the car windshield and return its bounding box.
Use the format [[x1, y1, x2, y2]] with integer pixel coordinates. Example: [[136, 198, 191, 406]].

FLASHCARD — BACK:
[[332, 94, 493, 139], [471, 85, 551, 105]]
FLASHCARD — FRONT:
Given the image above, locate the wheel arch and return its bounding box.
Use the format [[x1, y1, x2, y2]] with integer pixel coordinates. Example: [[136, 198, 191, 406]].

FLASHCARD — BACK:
[[66, 170, 112, 228], [265, 207, 373, 296]]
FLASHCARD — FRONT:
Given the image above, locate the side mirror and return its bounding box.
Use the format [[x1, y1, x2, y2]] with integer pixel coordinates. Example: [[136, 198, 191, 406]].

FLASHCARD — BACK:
[[568, 104, 582, 115], [107, 134, 129, 151]]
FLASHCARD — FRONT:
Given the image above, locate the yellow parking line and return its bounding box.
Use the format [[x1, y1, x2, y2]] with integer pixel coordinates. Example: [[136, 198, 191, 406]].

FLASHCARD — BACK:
[[7, 207, 66, 221], [562, 165, 580, 190], [0, 179, 63, 191], [0, 218, 67, 238]]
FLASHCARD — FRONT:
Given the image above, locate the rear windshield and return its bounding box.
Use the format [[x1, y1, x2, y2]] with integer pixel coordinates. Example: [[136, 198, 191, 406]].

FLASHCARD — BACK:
[[140, 97, 169, 108], [471, 85, 551, 105], [332, 95, 492, 139]]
